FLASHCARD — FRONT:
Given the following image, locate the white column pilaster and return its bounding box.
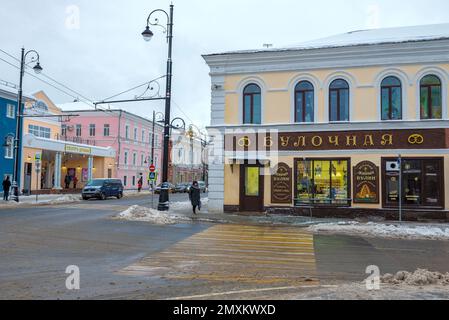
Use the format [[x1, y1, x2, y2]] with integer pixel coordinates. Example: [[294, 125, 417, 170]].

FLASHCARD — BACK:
[[88, 156, 94, 181], [53, 152, 62, 190]]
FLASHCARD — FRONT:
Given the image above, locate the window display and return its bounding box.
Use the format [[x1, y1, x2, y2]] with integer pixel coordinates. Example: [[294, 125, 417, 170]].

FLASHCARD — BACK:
[[296, 159, 350, 205]]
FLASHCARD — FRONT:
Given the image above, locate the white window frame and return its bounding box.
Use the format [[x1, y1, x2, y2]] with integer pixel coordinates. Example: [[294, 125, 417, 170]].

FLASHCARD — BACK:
[[6, 104, 15, 119], [103, 124, 110, 137], [4, 143, 13, 159], [124, 150, 129, 166], [132, 152, 137, 166]]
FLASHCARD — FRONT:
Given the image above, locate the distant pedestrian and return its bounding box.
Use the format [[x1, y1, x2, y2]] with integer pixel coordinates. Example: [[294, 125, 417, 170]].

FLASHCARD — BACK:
[[189, 181, 201, 214], [2, 176, 11, 201], [137, 176, 143, 192], [73, 176, 78, 189], [64, 174, 71, 189]]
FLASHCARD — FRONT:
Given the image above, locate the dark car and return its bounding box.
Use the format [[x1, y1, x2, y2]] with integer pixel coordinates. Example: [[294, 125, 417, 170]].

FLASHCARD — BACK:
[[154, 182, 175, 194], [82, 179, 124, 200], [174, 183, 189, 193]]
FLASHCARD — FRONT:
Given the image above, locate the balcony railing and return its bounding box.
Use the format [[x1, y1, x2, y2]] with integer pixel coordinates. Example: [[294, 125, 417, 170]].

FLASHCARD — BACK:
[[55, 134, 97, 146]]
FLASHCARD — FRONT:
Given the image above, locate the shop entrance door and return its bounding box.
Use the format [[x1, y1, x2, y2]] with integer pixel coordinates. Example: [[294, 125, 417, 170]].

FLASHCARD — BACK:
[[24, 163, 32, 195], [240, 164, 264, 212]]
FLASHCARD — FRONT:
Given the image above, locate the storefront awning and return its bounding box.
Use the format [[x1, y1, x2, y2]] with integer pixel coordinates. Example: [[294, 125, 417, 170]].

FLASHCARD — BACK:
[[22, 134, 116, 158]]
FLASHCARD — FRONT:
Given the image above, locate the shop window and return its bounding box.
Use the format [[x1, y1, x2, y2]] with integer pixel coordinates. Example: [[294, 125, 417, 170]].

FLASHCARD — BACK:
[[295, 81, 314, 123], [420, 75, 442, 120], [243, 84, 262, 124], [383, 158, 443, 208], [381, 76, 402, 120], [329, 79, 349, 122], [296, 159, 350, 206]]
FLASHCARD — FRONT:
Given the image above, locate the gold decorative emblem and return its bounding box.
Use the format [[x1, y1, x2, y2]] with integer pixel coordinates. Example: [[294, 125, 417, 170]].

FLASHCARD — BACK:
[[238, 137, 251, 148], [408, 134, 424, 145]]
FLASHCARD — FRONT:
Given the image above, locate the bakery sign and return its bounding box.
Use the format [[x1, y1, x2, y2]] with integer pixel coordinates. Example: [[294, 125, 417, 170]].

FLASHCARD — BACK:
[[225, 128, 448, 152], [271, 163, 292, 204], [353, 161, 379, 204]]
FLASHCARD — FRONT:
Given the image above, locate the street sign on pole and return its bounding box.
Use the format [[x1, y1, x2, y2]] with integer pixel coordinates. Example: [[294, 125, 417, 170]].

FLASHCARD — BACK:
[[149, 164, 156, 173]]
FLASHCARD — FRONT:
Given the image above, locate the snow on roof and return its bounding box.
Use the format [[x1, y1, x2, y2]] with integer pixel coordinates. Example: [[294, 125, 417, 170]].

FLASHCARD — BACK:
[[207, 23, 449, 56]]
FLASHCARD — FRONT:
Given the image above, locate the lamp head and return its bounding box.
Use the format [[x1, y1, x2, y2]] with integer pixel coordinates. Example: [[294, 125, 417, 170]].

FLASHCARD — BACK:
[[142, 26, 154, 42], [33, 62, 43, 74]]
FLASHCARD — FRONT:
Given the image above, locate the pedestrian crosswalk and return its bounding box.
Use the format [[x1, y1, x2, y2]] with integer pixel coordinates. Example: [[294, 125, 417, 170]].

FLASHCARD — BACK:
[[119, 224, 319, 286]]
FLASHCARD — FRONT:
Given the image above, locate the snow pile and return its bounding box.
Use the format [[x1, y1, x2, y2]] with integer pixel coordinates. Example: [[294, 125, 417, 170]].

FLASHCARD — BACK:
[[170, 198, 209, 212], [116, 205, 192, 225], [381, 269, 449, 286], [43, 194, 82, 204], [308, 221, 449, 240]]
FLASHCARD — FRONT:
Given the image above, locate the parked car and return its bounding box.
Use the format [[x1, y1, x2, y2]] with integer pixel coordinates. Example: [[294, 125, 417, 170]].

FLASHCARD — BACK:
[[154, 182, 175, 194], [82, 179, 124, 200], [174, 183, 189, 193]]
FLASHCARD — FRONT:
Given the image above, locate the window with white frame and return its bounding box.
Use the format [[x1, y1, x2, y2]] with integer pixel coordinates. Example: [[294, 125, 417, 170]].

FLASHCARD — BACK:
[[6, 104, 15, 119], [89, 124, 96, 137], [28, 124, 51, 139], [124, 151, 129, 165], [4, 142, 13, 159], [76, 124, 82, 137], [141, 129, 145, 143], [133, 152, 137, 166], [125, 125, 130, 139], [134, 127, 138, 141], [61, 124, 67, 137], [140, 153, 144, 167], [104, 124, 110, 137]]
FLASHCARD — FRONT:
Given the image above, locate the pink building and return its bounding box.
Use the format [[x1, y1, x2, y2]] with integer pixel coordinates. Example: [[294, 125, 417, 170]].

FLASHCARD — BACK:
[[58, 108, 164, 189]]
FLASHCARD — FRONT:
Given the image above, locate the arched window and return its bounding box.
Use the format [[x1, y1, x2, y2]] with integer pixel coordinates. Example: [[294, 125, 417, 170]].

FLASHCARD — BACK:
[[295, 81, 314, 123], [243, 84, 262, 124], [420, 75, 442, 120], [329, 79, 349, 122], [381, 76, 402, 120]]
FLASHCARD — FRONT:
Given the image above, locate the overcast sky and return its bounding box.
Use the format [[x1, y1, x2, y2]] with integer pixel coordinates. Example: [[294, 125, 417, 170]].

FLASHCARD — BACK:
[[1, 0, 449, 129]]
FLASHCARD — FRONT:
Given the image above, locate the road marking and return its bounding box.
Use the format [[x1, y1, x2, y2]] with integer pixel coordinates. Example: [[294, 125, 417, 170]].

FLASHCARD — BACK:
[[166, 285, 338, 300], [119, 224, 318, 286]]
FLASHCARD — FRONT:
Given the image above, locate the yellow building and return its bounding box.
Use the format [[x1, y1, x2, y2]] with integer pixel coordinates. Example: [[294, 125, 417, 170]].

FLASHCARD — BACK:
[[203, 24, 449, 221], [21, 91, 116, 194]]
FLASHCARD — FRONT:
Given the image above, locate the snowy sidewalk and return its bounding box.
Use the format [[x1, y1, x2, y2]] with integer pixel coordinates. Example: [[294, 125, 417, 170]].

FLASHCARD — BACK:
[[0, 189, 154, 209]]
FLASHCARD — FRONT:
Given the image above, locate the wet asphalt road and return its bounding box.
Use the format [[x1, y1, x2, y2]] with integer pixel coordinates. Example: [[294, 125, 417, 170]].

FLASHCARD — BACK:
[[0, 193, 449, 300]]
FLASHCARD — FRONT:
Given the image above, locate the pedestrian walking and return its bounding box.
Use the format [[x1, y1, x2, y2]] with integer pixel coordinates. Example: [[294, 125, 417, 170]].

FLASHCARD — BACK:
[[2, 176, 11, 201], [189, 181, 201, 214], [137, 176, 143, 192], [64, 174, 71, 189], [73, 176, 78, 189]]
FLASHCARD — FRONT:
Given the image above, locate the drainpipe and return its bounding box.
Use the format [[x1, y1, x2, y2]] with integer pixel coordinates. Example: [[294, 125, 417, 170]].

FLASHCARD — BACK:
[[117, 110, 122, 173]]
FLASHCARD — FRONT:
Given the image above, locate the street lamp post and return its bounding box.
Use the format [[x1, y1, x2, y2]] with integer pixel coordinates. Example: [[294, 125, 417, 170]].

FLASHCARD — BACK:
[[11, 48, 43, 203], [142, 4, 174, 211]]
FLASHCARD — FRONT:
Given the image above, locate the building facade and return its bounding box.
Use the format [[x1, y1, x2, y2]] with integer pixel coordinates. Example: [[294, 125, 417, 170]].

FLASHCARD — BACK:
[[21, 92, 116, 194], [60, 108, 164, 189], [169, 128, 207, 184], [204, 24, 449, 221], [0, 88, 26, 193]]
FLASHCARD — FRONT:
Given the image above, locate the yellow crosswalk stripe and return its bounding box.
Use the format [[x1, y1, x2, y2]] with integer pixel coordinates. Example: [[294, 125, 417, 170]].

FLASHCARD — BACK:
[[119, 224, 318, 286]]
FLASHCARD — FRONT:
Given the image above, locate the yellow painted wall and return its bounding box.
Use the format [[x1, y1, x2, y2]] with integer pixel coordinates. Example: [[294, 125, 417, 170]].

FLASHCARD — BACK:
[[224, 154, 449, 210], [224, 63, 449, 124]]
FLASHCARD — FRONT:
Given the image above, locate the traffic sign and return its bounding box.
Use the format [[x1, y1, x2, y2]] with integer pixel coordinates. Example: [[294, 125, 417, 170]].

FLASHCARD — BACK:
[[149, 164, 156, 172], [149, 171, 157, 181]]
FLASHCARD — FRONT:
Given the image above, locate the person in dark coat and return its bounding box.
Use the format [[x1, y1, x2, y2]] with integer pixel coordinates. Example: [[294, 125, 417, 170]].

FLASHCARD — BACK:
[[64, 174, 71, 189], [2, 176, 11, 201], [189, 181, 201, 214]]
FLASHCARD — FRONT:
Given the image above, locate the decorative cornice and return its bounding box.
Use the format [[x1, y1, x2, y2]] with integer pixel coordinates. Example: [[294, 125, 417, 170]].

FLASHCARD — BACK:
[[203, 40, 449, 76]]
